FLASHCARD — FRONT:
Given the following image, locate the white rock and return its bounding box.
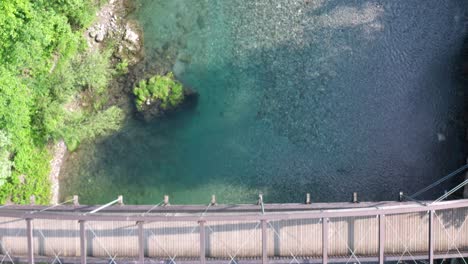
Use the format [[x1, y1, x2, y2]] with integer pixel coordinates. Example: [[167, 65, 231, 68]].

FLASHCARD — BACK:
[[89, 30, 97, 38], [95, 30, 105, 42], [124, 26, 139, 44]]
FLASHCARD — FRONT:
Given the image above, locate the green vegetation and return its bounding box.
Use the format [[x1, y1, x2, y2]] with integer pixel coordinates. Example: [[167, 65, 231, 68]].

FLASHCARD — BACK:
[[134, 72, 185, 111], [0, 0, 123, 204], [0, 131, 12, 187], [62, 106, 124, 151], [115, 59, 129, 75]]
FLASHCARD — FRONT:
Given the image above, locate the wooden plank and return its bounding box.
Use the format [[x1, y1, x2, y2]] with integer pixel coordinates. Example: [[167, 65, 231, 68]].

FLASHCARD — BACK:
[[26, 218, 34, 264]]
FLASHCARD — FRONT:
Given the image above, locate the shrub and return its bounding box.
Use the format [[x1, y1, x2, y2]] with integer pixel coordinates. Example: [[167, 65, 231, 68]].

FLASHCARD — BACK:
[[72, 49, 113, 94], [62, 106, 125, 151], [0, 0, 113, 204], [133, 72, 184, 111], [0, 131, 13, 187], [9, 143, 51, 204], [115, 59, 129, 75]]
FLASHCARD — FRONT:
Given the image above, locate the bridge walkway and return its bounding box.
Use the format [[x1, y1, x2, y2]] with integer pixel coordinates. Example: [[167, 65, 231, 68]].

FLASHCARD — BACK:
[[0, 200, 467, 263]]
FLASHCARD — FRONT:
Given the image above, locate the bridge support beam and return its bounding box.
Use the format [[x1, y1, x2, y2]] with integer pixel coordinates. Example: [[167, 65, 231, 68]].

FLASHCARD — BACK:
[[322, 217, 328, 264], [262, 220, 268, 264], [429, 210, 434, 264], [137, 221, 144, 264], [199, 221, 206, 264], [379, 215, 385, 264], [26, 218, 34, 264], [79, 220, 86, 264]]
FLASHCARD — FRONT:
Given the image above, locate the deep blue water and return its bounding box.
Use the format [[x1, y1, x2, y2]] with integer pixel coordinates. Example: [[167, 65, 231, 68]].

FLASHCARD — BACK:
[[60, 0, 468, 204]]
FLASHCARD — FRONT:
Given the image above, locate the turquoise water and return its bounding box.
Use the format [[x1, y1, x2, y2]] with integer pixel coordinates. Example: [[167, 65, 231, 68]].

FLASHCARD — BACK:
[[60, 0, 468, 204]]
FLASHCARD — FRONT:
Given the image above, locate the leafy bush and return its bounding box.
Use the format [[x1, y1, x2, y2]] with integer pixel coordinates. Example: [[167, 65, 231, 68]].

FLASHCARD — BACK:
[[62, 106, 125, 151], [41, 0, 97, 29], [0, 68, 33, 147], [0, 131, 13, 187], [8, 143, 51, 204], [72, 49, 113, 94], [115, 59, 129, 75], [134, 72, 185, 110], [0, 0, 112, 204]]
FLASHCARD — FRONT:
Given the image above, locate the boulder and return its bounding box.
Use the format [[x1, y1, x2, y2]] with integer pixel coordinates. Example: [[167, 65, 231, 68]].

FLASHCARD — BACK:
[[124, 26, 139, 44], [95, 29, 106, 42]]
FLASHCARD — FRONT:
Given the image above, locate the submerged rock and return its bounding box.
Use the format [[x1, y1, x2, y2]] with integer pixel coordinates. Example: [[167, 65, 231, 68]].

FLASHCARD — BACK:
[[437, 133, 446, 142]]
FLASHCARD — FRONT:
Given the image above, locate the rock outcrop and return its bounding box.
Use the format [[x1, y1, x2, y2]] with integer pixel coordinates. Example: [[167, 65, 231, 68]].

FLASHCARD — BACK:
[[84, 0, 143, 64]]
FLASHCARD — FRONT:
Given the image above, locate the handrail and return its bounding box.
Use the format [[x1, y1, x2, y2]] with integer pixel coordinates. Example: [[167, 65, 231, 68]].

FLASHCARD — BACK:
[[410, 164, 468, 199], [86, 197, 122, 215], [433, 178, 468, 203], [0, 199, 466, 222], [0, 201, 418, 213]]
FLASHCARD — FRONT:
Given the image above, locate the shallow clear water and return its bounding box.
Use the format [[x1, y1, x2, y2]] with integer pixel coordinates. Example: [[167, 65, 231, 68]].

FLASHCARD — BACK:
[[60, 0, 468, 204]]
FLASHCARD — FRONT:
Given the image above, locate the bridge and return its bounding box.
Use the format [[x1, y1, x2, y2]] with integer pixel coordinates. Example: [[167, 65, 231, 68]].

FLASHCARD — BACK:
[[0, 197, 467, 264]]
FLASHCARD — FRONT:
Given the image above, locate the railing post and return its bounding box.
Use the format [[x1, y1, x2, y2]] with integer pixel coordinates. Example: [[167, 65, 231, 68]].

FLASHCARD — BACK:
[[305, 193, 311, 204], [73, 195, 80, 206], [138, 221, 144, 264], [322, 217, 328, 264], [210, 195, 217, 206], [79, 220, 86, 264], [26, 218, 34, 264], [199, 221, 206, 264], [429, 210, 434, 264], [379, 214, 385, 264], [261, 220, 268, 264]]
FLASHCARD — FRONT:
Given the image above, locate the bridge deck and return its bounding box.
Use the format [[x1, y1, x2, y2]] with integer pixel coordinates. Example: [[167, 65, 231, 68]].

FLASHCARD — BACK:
[[0, 200, 467, 263]]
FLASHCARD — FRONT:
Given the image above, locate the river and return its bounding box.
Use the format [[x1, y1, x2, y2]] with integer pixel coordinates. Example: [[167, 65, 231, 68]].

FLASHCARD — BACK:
[[59, 0, 468, 204]]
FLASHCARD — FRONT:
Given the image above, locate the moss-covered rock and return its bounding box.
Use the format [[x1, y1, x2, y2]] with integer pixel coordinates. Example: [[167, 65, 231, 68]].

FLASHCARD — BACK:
[[133, 72, 185, 119]]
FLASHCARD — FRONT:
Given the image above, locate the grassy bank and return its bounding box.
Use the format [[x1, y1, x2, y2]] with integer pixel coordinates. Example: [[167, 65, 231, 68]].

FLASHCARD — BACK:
[[0, 0, 124, 204]]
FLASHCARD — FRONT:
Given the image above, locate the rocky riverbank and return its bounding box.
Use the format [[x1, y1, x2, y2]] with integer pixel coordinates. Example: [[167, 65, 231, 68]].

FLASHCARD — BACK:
[[86, 0, 142, 64], [49, 0, 143, 204], [49, 141, 66, 205]]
